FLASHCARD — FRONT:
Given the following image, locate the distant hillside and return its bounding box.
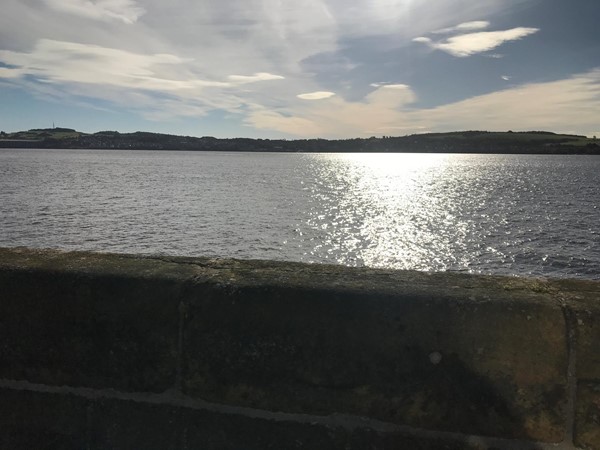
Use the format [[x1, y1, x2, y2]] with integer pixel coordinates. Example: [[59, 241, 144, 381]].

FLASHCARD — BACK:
[[1, 128, 598, 154]]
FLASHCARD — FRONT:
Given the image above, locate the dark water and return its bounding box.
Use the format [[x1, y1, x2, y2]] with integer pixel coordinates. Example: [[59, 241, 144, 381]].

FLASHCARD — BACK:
[[1, 149, 599, 279]]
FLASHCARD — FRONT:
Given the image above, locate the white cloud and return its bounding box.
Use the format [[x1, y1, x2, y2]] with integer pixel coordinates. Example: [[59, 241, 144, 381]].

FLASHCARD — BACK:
[[433, 21, 490, 34], [43, 0, 145, 24], [228, 73, 285, 84], [244, 106, 325, 135], [247, 70, 600, 138], [3, 0, 534, 74], [0, 39, 230, 91], [377, 125, 428, 131], [139, 0, 339, 77], [319, 0, 530, 40], [0, 38, 293, 123], [249, 84, 416, 135], [417, 70, 600, 134], [380, 84, 410, 90], [412, 37, 432, 44], [297, 91, 336, 100], [414, 27, 539, 57], [0, 68, 20, 79], [0, 39, 253, 120], [1, 1, 537, 86], [1, 0, 583, 138], [370, 82, 409, 88]]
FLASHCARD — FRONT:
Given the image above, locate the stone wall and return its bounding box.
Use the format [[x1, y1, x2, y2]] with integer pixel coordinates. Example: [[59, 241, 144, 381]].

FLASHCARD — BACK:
[[0, 247, 598, 449]]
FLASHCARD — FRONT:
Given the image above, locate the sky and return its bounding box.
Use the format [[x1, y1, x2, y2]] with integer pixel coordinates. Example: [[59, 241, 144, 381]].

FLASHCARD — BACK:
[[0, 0, 599, 139]]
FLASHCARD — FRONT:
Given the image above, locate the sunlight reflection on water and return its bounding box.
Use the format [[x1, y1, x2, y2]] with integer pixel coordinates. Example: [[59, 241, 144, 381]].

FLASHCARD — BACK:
[[298, 153, 468, 271], [292, 152, 599, 277]]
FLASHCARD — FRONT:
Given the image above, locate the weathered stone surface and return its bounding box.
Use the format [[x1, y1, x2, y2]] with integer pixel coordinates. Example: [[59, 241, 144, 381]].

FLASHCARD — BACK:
[[0, 249, 182, 392], [2, 247, 597, 444], [555, 279, 600, 380], [181, 278, 568, 441], [575, 307, 600, 381], [85, 395, 490, 450], [182, 407, 477, 450], [90, 398, 183, 450], [0, 388, 89, 450], [0, 385, 541, 450], [575, 382, 600, 450]]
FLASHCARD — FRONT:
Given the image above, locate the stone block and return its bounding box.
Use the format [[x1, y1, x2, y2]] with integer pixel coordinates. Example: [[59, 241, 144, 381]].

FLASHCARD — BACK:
[[181, 404, 478, 450], [90, 397, 183, 450], [0, 387, 89, 450], [89, 395, 484, 450], [575, 382, 600, 450], [0, 248, 585, 443], [570, 290, 600, 381], [181, 273, 568, 442], [0, 268, 180, 392]]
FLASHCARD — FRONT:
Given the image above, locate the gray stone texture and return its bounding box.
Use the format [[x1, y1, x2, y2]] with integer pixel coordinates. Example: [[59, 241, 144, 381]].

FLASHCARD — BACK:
[[1, 247, 599, 448]]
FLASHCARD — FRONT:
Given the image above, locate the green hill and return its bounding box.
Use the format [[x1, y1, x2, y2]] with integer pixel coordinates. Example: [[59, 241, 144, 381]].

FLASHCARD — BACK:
[[1, 128, 598, 154]]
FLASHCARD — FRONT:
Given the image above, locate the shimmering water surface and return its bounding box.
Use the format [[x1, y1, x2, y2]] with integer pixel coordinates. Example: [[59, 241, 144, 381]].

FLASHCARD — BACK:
[[1, 149, 599, 279]]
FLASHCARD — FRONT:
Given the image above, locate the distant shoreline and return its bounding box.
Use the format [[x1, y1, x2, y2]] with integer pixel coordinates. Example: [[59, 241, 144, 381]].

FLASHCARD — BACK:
[[1, 128, 599, 155], [4, 147, 600, 156]]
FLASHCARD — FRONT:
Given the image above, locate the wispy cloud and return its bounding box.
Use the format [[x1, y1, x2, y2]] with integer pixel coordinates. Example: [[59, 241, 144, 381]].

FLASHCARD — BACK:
[[250, 83, 417, 136], [244, 106, 324, 136], [228, 73, 285, 84], [248, 70, 600, 138], [0, 39, 229, 90], [418, 70, 600, 134], [2, 0, 594, 138], [0, 40, 285, 96], [379, 84, 411, 90], [297, 91, 336, 100], [432, 21, 490, 34], [316, 0, 528, 40], [414, 26, 539, 57], [0, 39, 283, 120], [43, 0, 145, 24]]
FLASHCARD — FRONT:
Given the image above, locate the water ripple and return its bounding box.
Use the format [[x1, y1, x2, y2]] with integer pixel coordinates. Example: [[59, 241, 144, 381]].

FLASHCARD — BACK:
[[0, 149, 599, 279]]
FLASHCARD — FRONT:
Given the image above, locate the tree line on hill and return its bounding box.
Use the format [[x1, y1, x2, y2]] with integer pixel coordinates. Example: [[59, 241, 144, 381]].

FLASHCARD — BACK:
[[1, 128, 598, 154]]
